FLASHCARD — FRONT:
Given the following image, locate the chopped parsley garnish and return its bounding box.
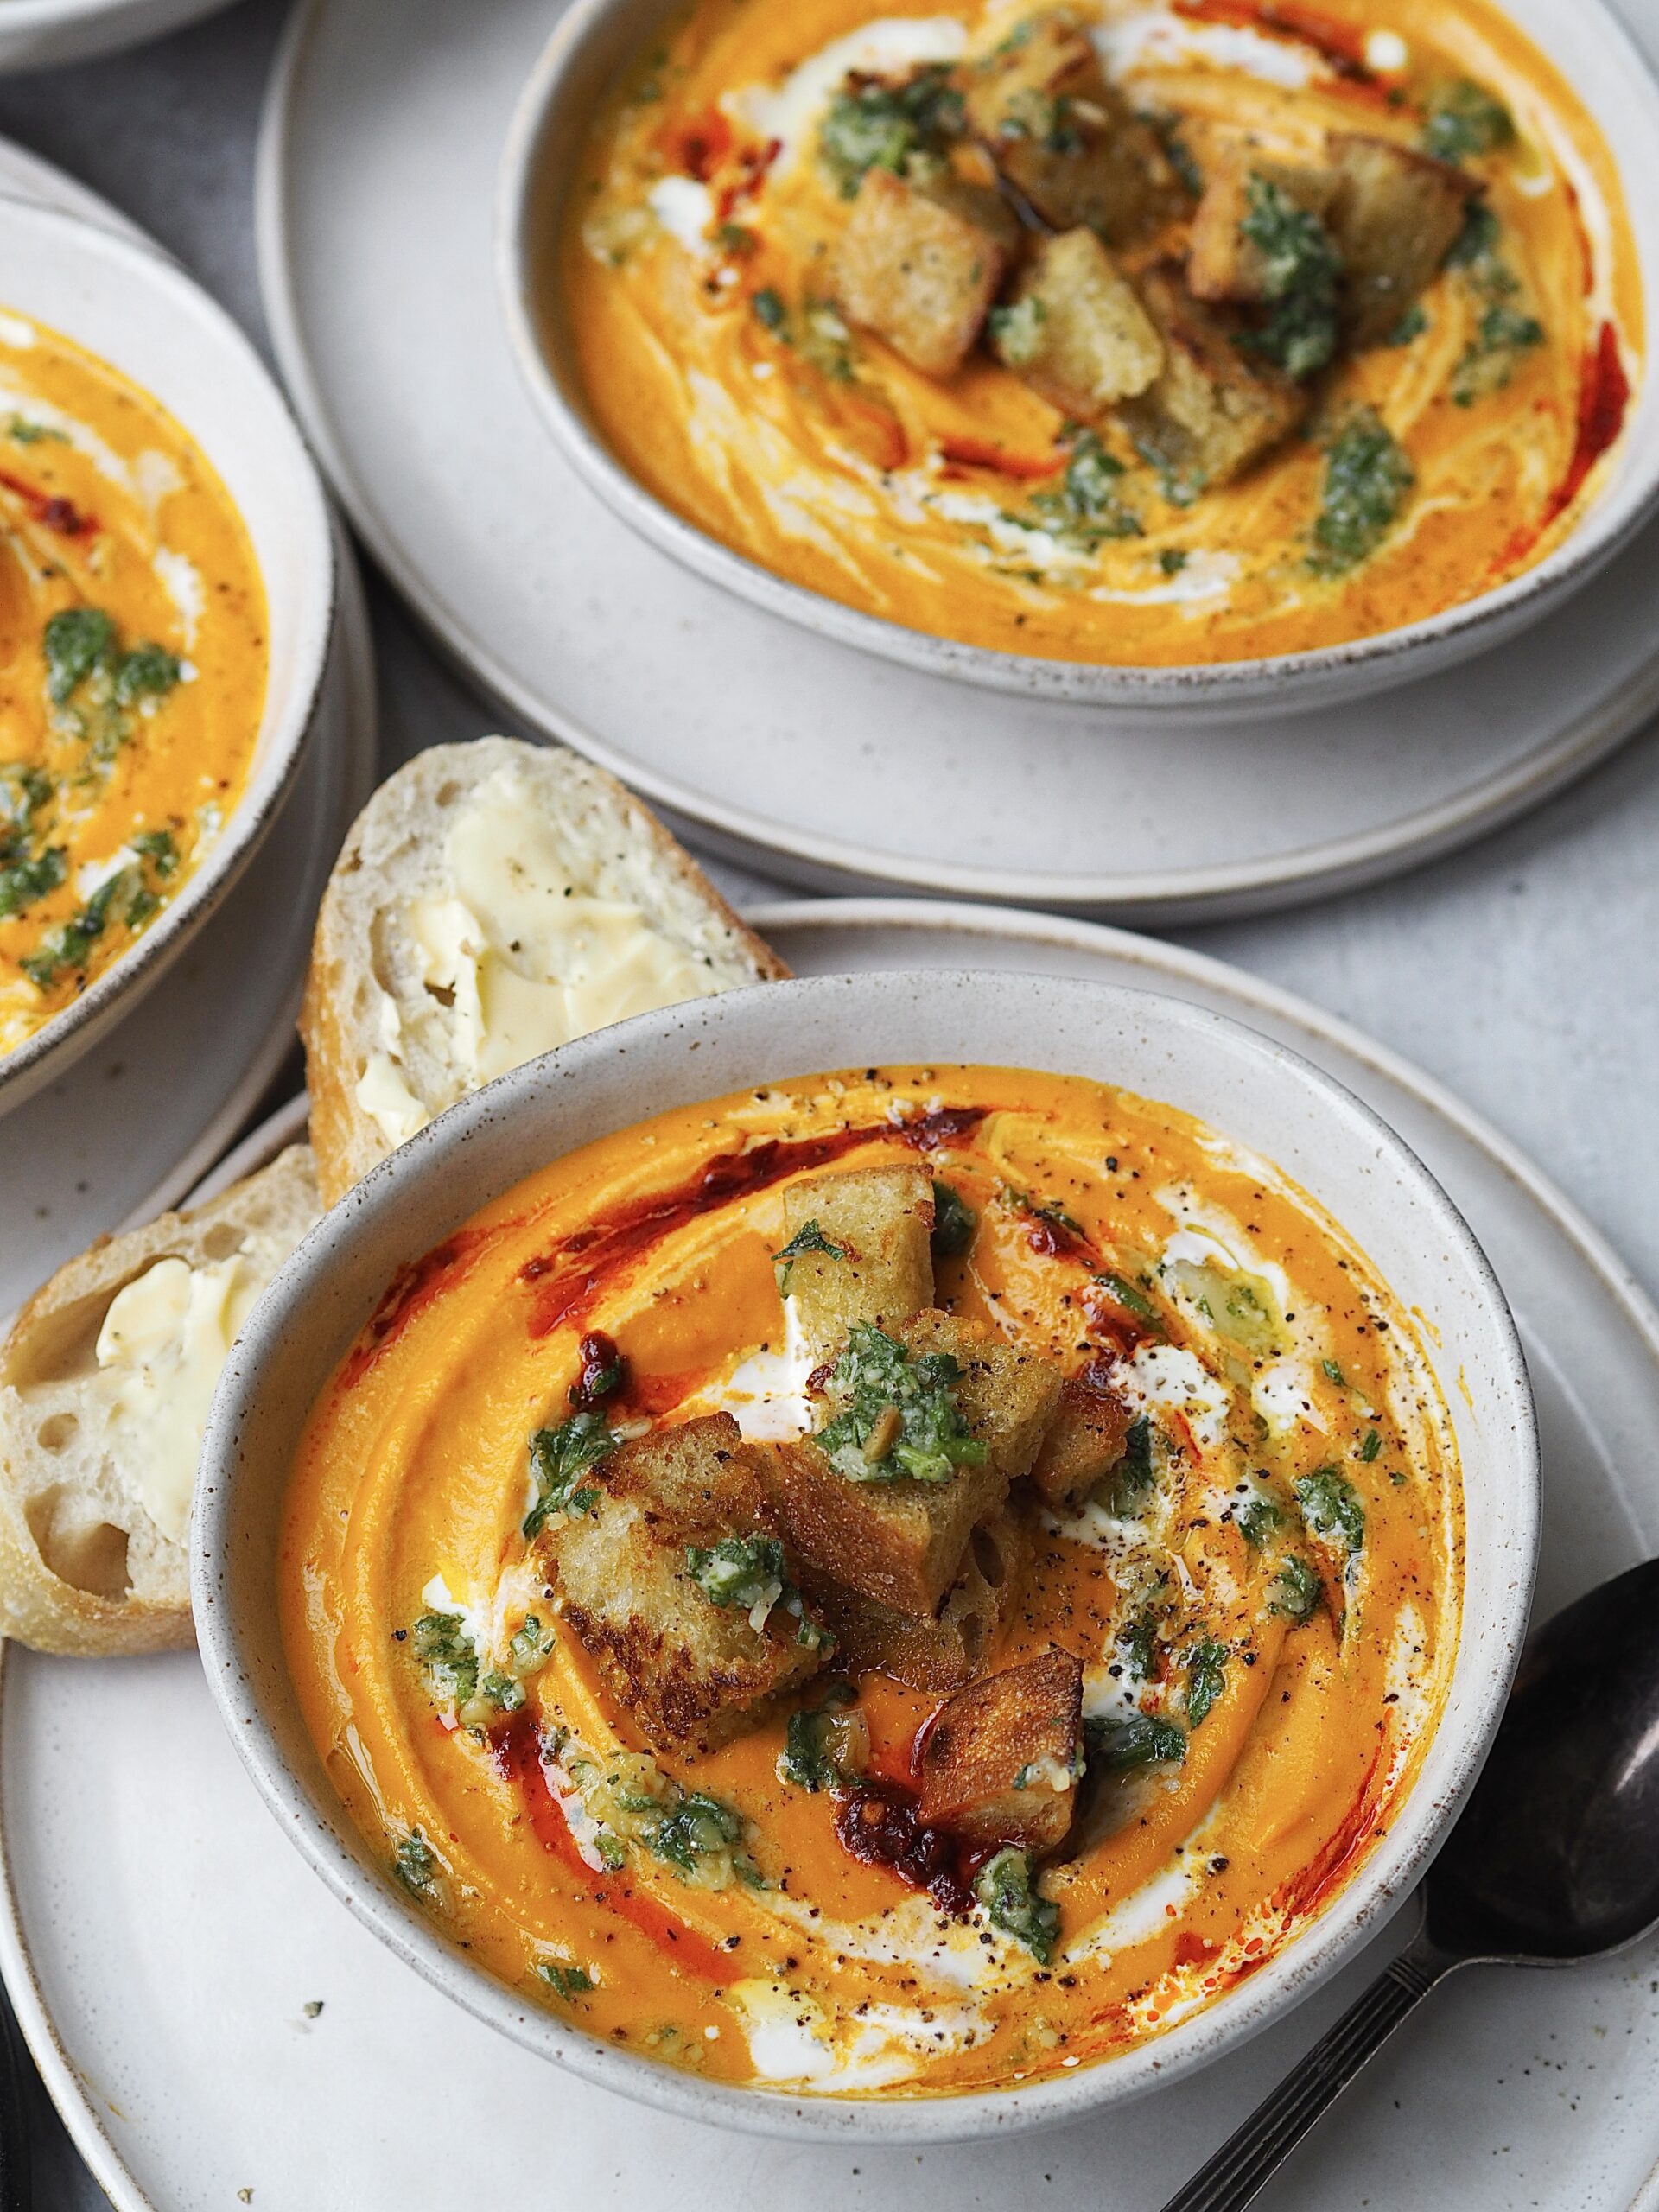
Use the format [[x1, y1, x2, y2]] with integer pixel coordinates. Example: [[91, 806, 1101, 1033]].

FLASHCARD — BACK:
[[1084, 1711, 1186, 1772], [113, 642, 183, 707], [652, 1790, 753, 1882], [1237, 174, 1341, 380], [819, 63, 964, 197], [130, 827, 178, 877], [814, 1321, 988, 1485], [688, 1532, 787, 1610], [1296, 1466, 1367, 1554], [930, 1178, 976, 1260], [0, 762, 51, 832], [1445, 200, 1501, 270], [1270, 1554, 1323, 1620], [1357, 1429, 1382, 1463], [773, 1217, 849, 1294], [538, 1961, 595, 1999], [1309, 408, 1413, 575], [511, 1614, 555, 1674], [1099, 1414, 1155, 1517], [1185, 1639, 1228, 1728], [752, 286, 787, 333], [1116, 1600, 1160, 1679], [410, 1610, 481, 1708], [779, 1684, 867, 1792], [524, 1410, 616, 1535], [392, 1830, 443, 1903], [1383, 303, 1430, 346], [1322, 1358, 1345, 1385], [5, 416, 67, 445], [974, 1847, 1060, 1965], [1421, 79, 1515, 164], [1158, 548, 1188, 575], [0, 842, 65, 921], [1001, 1182, 1084, 1237]]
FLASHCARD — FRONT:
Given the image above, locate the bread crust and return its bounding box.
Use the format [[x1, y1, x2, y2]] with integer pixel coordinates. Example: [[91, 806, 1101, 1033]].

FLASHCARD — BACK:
[[0, 1144, 319, 1656], [301, 737, 791, 1206]]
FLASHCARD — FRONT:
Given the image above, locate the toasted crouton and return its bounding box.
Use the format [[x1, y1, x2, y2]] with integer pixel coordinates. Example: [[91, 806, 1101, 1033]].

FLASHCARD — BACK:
[[918, 1646, 1084, 1854], [1119, 265, 1306, 489], [803, 1504, 1029, 1693], [778, 1165, 935, 1367], [1027, 1373, 1133, 1508], [994, 227, 1165, 417], [1187, 150, 1339, 302], [765, 1311, 1060, 1616], [963, 11, 1187, 244], [834, 168, 1018, 378], [1328, 134, 1475, 346], [541, 1413, 828, 1752]]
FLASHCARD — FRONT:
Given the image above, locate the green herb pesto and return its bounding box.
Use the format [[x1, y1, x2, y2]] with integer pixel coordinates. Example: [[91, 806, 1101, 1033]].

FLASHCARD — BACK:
[[1027, 428, 1143, 547], [1185, 1639, 1228, 1727], [974, 1847, 1060, 1964], [1098, 1414, 1155, 1516], [1084, 1710, 1186, 1772], [1297, 1467, 1366, 1554], [779, 1683, 867, 1792], [1452, 302, 1545, 405], [814, 1321, 988, 1485], [19, 834, 177, 992], [819, 63, 964, 197], [1237, 175, 1341, 380], [773, 1217, 849, 1293], [930, 1178, 976, 1260], [1310, 408, 1414, 575], [393, 1829, 444, 1903], [1421, 78, 1515, 164], [988, 294, 1047, 369], [1269, 1554, 1322, 1619], [524, 1410, 617, 1535]]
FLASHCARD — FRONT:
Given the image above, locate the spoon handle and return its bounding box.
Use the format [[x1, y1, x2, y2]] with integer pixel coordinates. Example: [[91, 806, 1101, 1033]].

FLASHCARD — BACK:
[[1160, 1930, 1453, 2212]]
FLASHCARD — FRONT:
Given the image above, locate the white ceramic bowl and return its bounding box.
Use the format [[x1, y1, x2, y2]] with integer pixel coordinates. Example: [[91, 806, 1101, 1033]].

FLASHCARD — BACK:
[[0, 198, 334, 1116], [0, 0, 233, 73], [194, 969, 1539, 2144], [498, 0, 1659, 721]]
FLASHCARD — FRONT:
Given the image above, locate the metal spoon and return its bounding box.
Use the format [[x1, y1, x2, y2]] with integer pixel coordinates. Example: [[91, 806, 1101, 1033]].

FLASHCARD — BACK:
[[1162, 1554, 1659, 2212]]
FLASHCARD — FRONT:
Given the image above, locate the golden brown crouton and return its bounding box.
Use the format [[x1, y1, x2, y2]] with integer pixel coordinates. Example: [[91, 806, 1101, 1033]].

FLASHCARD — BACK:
[[1186, 150, 1339, 302], [993, 227, 1165, 417], [963, 11, 1187, 245], [764, 1312, 1060, 1616], [1328, 133, 1475, 346], [541, 1413, 829, 1753], [834, 168, 1018, 378], [1118, 265, 1306, 490], [802, 1505, 1029, 1693], [778, 1164, 935, 1367], [1027, 1372, 1133, 1508], [918, 1646, 1084, 1854]]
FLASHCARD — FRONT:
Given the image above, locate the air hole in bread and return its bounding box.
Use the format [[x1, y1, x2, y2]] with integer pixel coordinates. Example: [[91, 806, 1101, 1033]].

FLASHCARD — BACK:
[[970, 1524, 1007, 1587], [200, 1223, 246, 1262], [424, 982, 455, 1008], [25, 1488, 131, 1600], [957, 1608, 987, 1664], [435, 779, 461, 807], [35, 1413, 78, 1452]]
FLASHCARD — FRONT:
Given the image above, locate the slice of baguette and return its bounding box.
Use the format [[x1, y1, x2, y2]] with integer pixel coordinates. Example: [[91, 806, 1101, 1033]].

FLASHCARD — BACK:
[[301, 736, 790, 1206], [0, 1144, 320, 1656]]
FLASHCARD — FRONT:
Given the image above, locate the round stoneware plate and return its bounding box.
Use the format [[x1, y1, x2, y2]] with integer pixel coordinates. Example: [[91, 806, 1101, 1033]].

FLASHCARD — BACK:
[[259, 0, 1659, 918], [0, 193, 335, 1116], [0, 0, 234, 75], [496, 0, 1659, 717], [3, 905, 1657, 2208]]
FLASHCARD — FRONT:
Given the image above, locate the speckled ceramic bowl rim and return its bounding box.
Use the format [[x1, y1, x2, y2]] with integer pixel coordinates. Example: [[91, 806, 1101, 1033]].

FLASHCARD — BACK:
[[0, 198, 334, 1113], [194, 970, 1539, 2144], [496, 0, 1659, 716]]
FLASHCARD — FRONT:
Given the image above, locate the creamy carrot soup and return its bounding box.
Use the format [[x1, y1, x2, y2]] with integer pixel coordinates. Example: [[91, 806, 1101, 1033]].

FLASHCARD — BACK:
[[556, 0, 1639, 666], [0, 312, 267, 1054], [284, 1066, 1461, 2098]]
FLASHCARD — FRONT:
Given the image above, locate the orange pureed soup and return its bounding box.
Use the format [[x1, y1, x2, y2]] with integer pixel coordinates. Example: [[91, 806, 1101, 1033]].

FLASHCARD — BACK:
[[556, 0, 1640, 667], [284, 1066, 1462, 2098], [0, 311, 267, 1054]]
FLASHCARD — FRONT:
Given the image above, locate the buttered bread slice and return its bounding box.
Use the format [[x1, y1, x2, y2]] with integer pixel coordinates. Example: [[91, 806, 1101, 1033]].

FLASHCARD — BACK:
[[301, 737, 789, 1206], [0, 1144, 320, 1656]]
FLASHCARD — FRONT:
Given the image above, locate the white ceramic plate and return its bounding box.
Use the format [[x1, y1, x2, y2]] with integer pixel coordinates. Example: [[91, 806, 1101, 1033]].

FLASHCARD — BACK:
[[0, 194, 336, 1115], [0, 0, 233, 76], [4, 904, 1656, 2207], [259, 0, 1659, 921]]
